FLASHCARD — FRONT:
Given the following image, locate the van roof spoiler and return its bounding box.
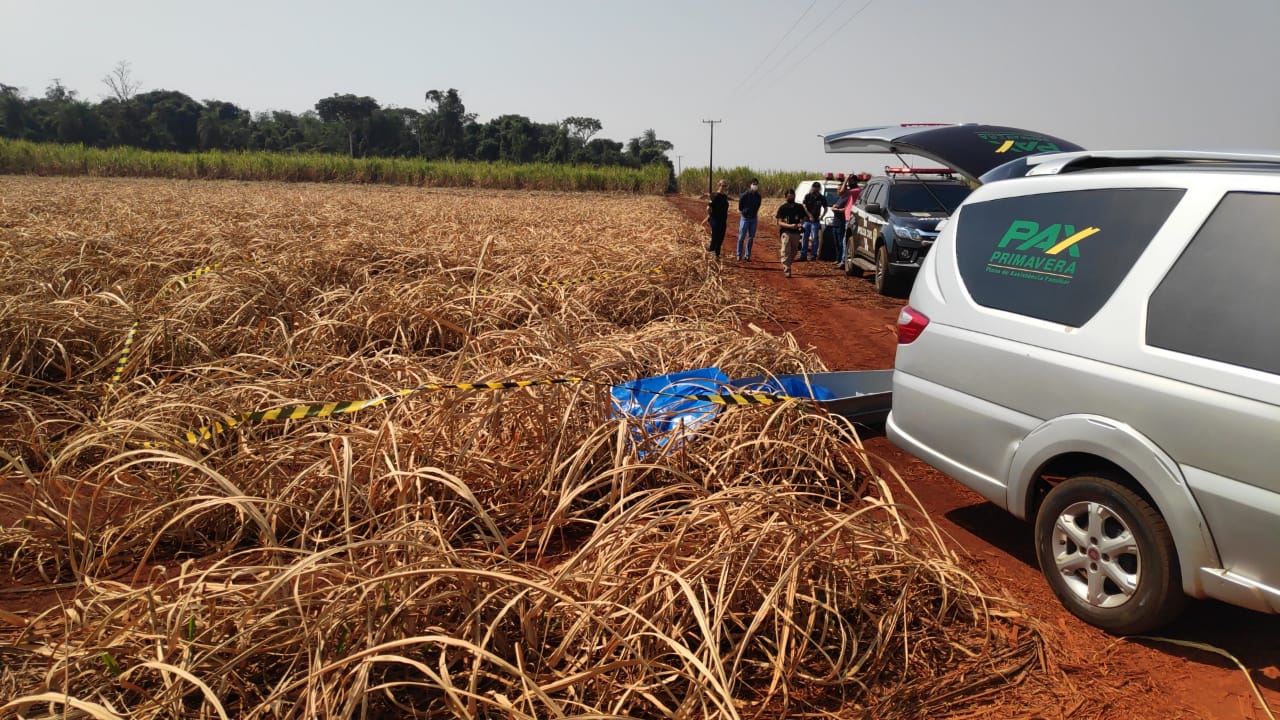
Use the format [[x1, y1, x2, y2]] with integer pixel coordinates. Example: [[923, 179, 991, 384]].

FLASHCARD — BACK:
[[1023, 150, 1280, 176]]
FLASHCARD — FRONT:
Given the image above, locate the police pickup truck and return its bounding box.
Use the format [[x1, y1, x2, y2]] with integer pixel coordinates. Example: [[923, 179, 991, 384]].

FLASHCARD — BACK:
[[823, 123, 1087, 296], [842, 166, 973, 296]]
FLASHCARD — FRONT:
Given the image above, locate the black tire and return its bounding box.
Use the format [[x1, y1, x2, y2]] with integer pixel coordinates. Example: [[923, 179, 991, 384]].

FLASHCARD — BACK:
[[874, 243, 909, 297], [843, 245, 863, 277], [1034, 474, 1186, 635]]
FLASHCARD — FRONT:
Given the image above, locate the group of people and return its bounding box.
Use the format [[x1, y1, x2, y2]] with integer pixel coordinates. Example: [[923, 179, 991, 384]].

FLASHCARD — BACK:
[[703, 176, 862, 279]]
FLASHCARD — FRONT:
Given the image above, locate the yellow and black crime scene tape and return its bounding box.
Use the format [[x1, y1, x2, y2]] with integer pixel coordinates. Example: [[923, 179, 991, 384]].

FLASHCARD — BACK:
[[477, 266, 662, 295], [164, 262, 223, 294], [104, 260, 655, 416], [683, 390, 791, 406], [106, 321, 139, 389], [582, 378, 795, 407], [138, 376, 587, 449], [101, 263, 227, 413], [136, 375, 798, 450]]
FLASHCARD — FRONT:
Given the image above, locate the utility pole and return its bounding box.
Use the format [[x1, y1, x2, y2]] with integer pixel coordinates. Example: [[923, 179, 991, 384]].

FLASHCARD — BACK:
[[701, 119, 721, 197], [676, 155, 683, 176]]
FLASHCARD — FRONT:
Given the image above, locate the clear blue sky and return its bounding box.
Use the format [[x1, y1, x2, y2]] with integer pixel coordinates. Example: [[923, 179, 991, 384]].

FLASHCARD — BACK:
[[4, 0, 1278, 172]]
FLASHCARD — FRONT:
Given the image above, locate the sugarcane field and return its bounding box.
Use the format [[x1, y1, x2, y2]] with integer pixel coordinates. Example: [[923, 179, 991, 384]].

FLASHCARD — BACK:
[[1, 175, 1277, 719]]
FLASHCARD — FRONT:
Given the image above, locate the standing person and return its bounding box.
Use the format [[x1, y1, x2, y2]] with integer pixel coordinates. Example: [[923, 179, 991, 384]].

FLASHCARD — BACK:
[[846, 172, 863, 211], [800, 181, 827, 262], [774, 188, 807, 278], [842, 173, 863, 261], [703, 179, 730, 258], [735, 178, 762, 261], [830, 182, 849, 267]]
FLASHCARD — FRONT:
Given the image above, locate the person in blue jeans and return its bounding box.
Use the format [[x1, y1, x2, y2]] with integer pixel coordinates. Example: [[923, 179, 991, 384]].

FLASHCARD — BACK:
[[800, 181, 827, 261], [736, 178, 762, 261], [829, 183, 850, 266]]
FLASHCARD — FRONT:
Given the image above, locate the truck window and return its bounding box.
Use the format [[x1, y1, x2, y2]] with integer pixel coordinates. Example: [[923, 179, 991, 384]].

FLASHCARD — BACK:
[[954, 188, 1185, 327], [889, 183, 972, 213], [862, 183, 882, 207], [1147, 192, 1280, 375]]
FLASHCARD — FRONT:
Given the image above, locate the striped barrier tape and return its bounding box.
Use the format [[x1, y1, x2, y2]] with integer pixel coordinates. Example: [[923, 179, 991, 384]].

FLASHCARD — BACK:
[[106, 321, 139, 389], [477, 266, 662, 295], [135, 375, 798, 450], [685, 391, 792, 406], [108, 262, 653, 394], [165, 262, 223, 294], [101, 263, 226, 413], [138, 376, 585, 449]]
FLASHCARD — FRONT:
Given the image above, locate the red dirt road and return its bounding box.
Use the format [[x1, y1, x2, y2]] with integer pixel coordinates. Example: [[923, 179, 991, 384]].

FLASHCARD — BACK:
[[669, 195, 1279, 720]]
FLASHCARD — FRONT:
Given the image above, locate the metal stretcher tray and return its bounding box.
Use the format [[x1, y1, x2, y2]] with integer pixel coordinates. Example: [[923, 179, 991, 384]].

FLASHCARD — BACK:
[[733, 369, 894, 425]]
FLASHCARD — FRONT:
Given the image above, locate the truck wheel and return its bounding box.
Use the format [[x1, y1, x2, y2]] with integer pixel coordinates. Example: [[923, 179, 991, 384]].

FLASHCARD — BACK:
[[844, 242, 862, 277], [1034, 474, 1186, 635], [874, 244, 908, 296]]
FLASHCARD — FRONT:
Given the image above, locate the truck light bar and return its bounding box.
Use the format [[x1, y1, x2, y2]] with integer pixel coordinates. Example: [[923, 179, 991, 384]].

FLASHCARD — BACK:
[[884, 166, 954, 176]]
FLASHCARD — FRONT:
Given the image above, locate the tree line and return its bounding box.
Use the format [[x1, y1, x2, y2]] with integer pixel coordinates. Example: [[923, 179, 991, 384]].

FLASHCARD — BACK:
[[0, 66, 673, 172]]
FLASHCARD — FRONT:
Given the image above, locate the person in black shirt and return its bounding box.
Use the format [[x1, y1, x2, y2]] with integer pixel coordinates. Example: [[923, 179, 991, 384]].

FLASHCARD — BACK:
[[830, 182, 850, 267], [704, 179, 730, 258], [775, 188, 807, 278], [800, 181, 828, 262], [736, 178, 762, 261]]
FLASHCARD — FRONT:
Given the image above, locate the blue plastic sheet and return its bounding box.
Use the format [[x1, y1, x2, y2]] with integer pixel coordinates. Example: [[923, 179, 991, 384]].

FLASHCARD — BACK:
[[609, 367, 729, 454], [610, 368, 840, 455]]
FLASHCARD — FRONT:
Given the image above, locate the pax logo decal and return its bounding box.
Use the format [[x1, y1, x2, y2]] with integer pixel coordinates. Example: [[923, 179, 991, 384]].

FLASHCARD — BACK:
[[986, 220, 1099, 285], [977, 132, 1062, 155]]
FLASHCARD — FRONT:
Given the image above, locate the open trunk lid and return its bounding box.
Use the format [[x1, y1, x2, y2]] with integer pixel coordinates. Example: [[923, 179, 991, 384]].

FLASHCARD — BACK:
[[822, 123, 1085, 184]]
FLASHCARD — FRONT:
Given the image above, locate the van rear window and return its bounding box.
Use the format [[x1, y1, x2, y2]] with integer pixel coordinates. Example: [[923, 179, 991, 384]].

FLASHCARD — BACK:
[[954, 188, 1185, 327]]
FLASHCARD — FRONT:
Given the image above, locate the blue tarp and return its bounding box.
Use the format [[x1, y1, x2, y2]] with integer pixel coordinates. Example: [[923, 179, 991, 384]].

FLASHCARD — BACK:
[[610, 368, 729, 452], [610, 367, 837, 455]]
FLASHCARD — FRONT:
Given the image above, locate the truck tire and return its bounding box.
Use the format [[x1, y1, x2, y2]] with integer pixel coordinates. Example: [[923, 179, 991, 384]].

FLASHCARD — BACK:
[[875, 243, 909, 297], [844, 246, 862, 277]]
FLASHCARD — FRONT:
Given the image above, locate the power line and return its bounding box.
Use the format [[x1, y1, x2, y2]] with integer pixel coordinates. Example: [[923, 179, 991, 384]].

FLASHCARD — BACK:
[[767, 0, 876, 87], [764, 0, 850, 78], [729, 0, 820, 96]]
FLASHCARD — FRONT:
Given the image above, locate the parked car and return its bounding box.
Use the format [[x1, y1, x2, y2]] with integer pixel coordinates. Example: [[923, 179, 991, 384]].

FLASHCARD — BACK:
[[887, 149, 1280, 633], [793, 175, 846, 257], [842, 166, 973, 296], [824, 123, 1086, 295]]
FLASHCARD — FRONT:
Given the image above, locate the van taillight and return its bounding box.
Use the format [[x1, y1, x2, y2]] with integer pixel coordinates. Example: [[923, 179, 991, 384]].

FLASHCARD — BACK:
[[897, 306, 929, 344]]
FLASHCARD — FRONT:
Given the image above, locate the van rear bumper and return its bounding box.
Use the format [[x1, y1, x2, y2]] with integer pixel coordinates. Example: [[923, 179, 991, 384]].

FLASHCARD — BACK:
[[885, 410, 1011, 508]]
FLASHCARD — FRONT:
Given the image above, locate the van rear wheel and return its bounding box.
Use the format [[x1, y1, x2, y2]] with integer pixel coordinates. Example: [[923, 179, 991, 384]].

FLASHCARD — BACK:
[[1034, 474, 1186, 635]]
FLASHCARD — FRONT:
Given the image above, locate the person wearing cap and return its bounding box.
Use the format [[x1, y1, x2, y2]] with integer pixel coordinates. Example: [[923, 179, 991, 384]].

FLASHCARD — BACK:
[[774, 188, 807, 279], [703, 179, 730, 258], [799, 181, 827, 262], [735, 178, 762, 261]]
